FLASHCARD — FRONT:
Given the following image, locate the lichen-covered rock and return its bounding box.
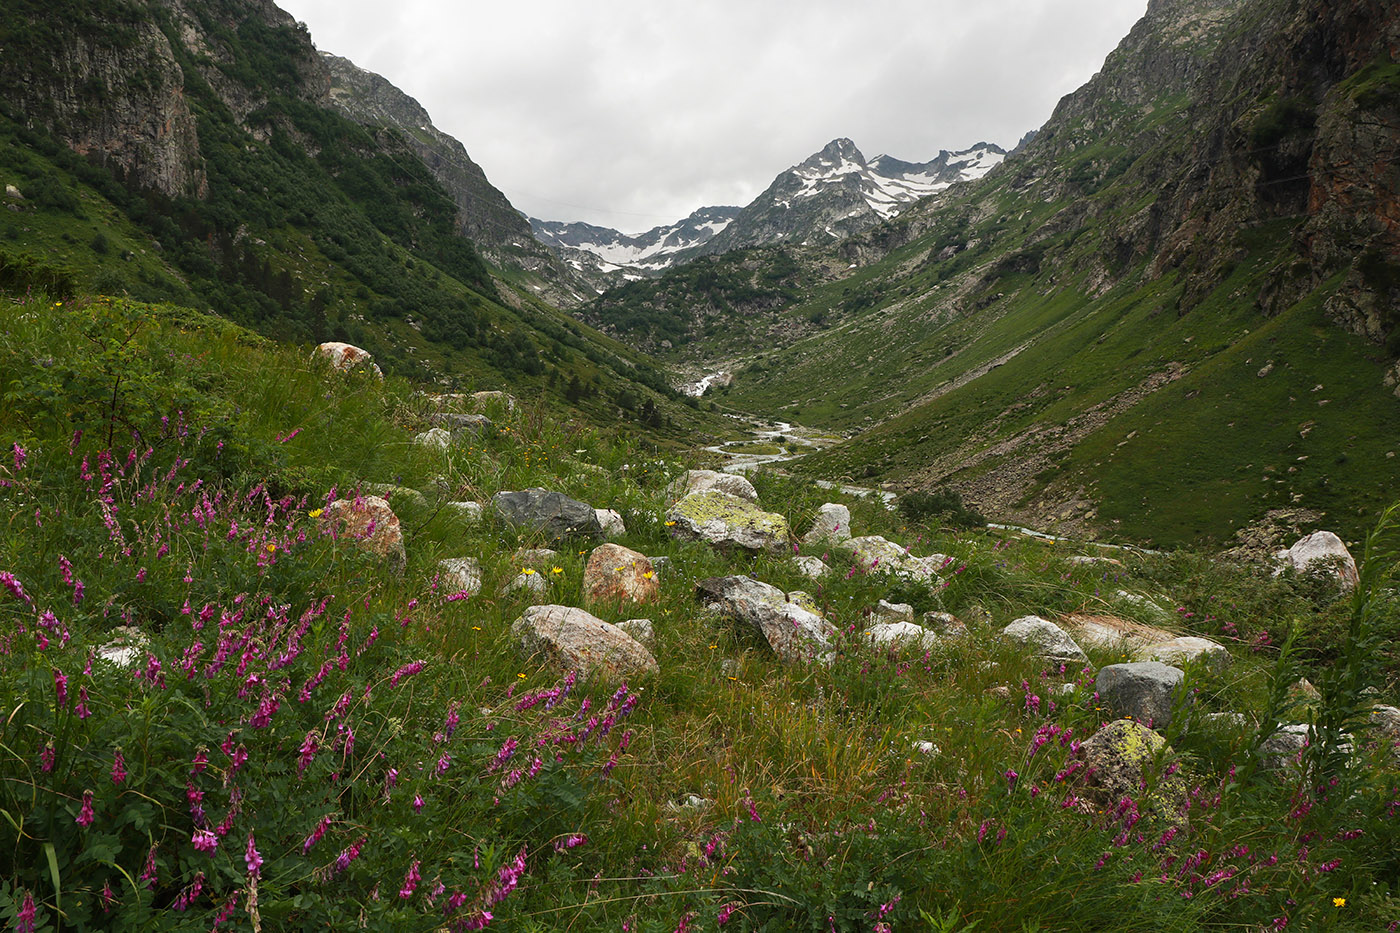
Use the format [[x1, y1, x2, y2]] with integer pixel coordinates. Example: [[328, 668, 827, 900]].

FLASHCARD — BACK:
[[511, 605, 658, 681], [696, 575, 835, 663], [792, 555, 829, 579], [801, 503, 851, 547], [667, 491, 790, 554], [502, 569, 548, 599], [493, 488, 603, 540], [414, 427, 451, 450], [429, 412, 492, 434], [618, 618, 656, 651], [322, 495, 405, 573], [1095, 662, 1186, 729], [1080, 719, 1178, 804], [872, 600, 914, 624], [446, 501, 484, 523], [315, 342, 383, 379], [438, 557, 481, 596], [583, 544, 658, 606], [1134, 636, 1231, 672], [1273, 530, 1359, 591], [513, 548, 559, 566], [786, 591, 820, 615], [864, 622, 940, 651], [841, 536, 943, 581], [363, 484, 427, 508], [595, 508, 626, 538], [665, 469, 758, 504], [1001, 616, 1088, 663]]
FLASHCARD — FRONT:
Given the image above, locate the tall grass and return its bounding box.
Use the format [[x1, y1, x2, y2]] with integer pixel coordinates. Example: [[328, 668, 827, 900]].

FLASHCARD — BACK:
[[1, 295, 1398, 930]]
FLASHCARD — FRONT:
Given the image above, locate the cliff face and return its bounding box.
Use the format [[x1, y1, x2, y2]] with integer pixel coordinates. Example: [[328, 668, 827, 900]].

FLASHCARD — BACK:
[[0, 1, 206, 198], [0, 0, 331, 199], [1011, 0, 1400, 340]]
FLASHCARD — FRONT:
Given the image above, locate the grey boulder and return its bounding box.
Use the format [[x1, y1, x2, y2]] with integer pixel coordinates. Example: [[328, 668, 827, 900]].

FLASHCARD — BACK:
[[493, 488, 603, 540], [1095, 661, 1186, 729]]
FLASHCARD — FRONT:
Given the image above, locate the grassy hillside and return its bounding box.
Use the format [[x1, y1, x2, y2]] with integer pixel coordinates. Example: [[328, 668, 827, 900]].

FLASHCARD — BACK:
[[3, 294, 1400, 931], [0, 0, 713, 443]]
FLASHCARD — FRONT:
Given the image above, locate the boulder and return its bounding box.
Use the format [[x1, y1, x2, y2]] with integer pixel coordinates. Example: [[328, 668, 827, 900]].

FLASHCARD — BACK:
[[315, 342, 383, 379], [1001, 616, 1088, 663], [1260, 724, 1310, 771], [665, 469, 758, 504], [792, 555, 829, 580], [364, 484, 427, 508], [801, 503, 851, 547], [1095, 662, 1186, 729], [514, 548, 559, 566], [696, 576, 835, 663], [1134, 636, 1231, 672], [429, 412, 492, 434], [842, 536, 943, 581], [321, 495, 405, 573], [872, 599, 915, 624], [471, 390, 516, 411], [1368, 705, 1400, 764], [438, 557, 482, 596], [923, 611, 968, 636], [618, 618, 656, 652], [96, 626, 149, 668], [583, 544, 659, 606], [595, 508, 627, 538], [511, 605, 658, 681], [667, 491, 790, 554], [414, 428, 451, 450], [1061, 613, 1177, 651], [1273, 531, 1360, 591], [493, 488, 603, 540], [503, 570, 548, 599], [1067, 555, 1123, 567], [446, 501, 484, 523], [1080, 719, 1174, 802], [786, 591, 820, 614], [864, 622, 940, 651]]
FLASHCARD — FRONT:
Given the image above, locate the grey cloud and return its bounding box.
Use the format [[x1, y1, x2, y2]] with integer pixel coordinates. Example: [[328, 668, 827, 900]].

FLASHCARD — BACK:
[[279, 0, 1147, 232]]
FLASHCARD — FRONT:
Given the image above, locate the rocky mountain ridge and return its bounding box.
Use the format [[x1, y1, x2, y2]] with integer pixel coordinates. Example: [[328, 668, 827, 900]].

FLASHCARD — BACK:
[[534, 137, 1004, 286], [318, 51, 598, 307], [529, 206, 742, 288]]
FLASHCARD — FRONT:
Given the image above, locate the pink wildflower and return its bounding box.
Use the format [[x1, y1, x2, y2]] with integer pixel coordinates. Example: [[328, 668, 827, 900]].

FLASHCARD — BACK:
[[192, 829, 219, 854], [76, 789, 94, 827], [245, 832, 263, 878]]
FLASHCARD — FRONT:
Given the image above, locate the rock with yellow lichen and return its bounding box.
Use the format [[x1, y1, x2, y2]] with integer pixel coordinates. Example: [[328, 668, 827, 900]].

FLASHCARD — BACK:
[[1079, 719, 1185, 811], [666, 490, 790, 554]]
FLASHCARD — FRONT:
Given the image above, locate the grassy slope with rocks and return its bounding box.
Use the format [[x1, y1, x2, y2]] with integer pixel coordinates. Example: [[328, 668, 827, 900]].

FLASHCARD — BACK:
[[0, 0, 712, 442], [615, 0, 1400, 549], [4, 294, 1400, 931]]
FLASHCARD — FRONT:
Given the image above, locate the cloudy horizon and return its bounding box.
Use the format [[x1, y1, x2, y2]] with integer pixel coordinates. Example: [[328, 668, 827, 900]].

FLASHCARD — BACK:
[[277, 0, 1149, 234]]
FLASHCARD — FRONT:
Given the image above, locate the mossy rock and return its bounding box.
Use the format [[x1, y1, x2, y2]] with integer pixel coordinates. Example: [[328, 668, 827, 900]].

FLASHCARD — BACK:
[[666, 490, 790, 554]]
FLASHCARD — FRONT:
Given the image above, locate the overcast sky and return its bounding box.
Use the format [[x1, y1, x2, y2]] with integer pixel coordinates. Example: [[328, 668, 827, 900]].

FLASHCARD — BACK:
[[277, 0, 1148, 233]]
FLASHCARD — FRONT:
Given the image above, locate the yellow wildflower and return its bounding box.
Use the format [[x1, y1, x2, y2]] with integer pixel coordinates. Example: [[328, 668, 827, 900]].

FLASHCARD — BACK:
[[308, 508, 324, 519], [517, 673, 527, 679], [551, 567, 563, 575], [664, 520, 676, 526], [521, 568, 536, 575], [1333, 897, 1346, 908], [642, 571, 654, 580], [266, 543, 277, 553]]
